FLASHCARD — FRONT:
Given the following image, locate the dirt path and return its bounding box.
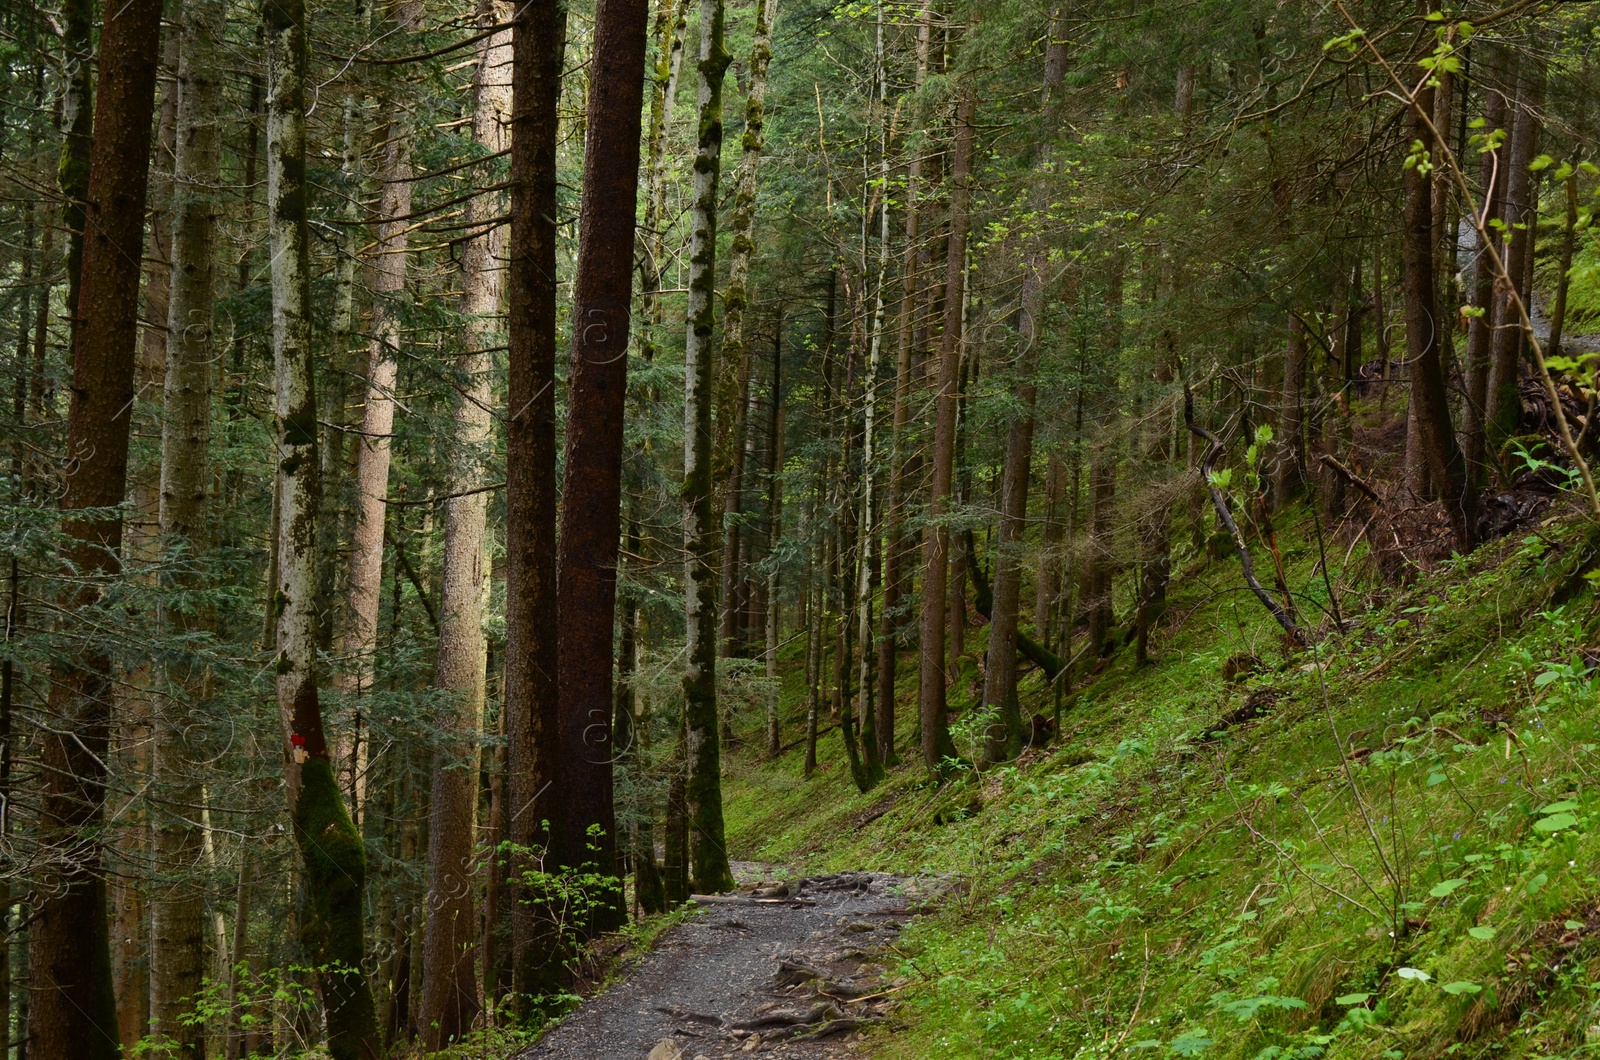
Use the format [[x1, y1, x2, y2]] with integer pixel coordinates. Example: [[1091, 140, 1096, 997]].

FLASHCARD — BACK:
[[515, 866, 943, 1060]]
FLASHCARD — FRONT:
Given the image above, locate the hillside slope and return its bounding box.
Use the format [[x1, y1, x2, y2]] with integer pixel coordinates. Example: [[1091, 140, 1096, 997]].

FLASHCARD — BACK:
[[722, 502, 1600, 1060]]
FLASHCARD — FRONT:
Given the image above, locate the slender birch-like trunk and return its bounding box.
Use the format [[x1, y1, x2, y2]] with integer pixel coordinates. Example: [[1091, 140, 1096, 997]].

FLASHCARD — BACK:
[[853, 8, 890, 785], [265, 0, 380, 1050], [150, 0, 226, 1049], [420, 3, 511, 1044], [682, 0, 736, 895]]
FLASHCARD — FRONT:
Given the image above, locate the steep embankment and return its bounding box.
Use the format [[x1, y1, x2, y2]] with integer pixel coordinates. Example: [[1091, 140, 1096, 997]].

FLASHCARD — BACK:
[[723, 503, 1600, 1059]]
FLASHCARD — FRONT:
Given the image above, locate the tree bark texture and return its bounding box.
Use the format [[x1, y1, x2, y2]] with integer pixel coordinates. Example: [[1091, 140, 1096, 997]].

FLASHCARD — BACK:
[[31, 0, 163, 1053], [505, 0, 567, 1009], [682, 0, 736, 895], [1274, 314, 1307, 507], [1462, 60, 1506, 488], [419, 1, 511, 1044], [1402, 79, 1474, 552], [917, 84, 975, 774], [339, 119, 415, 816], [1483, 59, 1543, 471], [265, 0, 381, 1051], [979, 20, 1067, 765], [151, 0, 227, 1048], [555, 0, 650, 925]]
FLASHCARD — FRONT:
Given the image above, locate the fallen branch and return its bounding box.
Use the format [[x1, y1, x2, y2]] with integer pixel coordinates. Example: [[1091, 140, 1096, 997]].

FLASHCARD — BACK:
[[1319, 454, 1381, 504], [1183, 388, 1307, 646]]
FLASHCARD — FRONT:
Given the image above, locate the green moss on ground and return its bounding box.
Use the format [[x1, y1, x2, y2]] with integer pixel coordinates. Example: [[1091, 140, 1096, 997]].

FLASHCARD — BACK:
[[722, 503, 1600, 1060]]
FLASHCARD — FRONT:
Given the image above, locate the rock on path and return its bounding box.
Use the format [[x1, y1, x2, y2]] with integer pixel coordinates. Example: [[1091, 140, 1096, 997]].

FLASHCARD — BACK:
[[517, 868, 947, 1060]]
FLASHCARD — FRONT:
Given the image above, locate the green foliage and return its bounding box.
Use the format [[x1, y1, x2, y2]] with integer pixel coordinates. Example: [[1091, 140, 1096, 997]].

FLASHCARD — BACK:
[[724, 503, 1600, 1060]]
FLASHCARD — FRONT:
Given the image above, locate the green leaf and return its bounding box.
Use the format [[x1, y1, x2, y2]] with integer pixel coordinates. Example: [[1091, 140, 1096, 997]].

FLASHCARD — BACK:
[[1218, 993, 1308, 1022], [1442, 981, 1482, 996], [1581, 160, 1600, 176], [1468, 925, 1496, 940], [1428, 772, 1448, 786], [1533, 813, 1577, 833], [1539, 800, 1580, 815], [1565, 919, 1585, 930], [1335, 992, 1371, 1005], [1535, 670, 1564, 687], [1397, 967, 1431, 982], [1169, 1032, 1214, 1056], [1530, 154, 1554, 172], [1526, 872, 1549, 895], [1430, 878, 1468, 898]]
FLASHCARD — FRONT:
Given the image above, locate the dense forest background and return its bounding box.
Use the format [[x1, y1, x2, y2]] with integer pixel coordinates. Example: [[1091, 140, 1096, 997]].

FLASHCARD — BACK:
[[3, 0, 1600, 1056]]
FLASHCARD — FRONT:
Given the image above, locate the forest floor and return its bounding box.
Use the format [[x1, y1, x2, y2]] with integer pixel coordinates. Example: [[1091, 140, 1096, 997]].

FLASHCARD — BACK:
[[709, 497, 1600, 1059], [516, 865, 951, 1060]]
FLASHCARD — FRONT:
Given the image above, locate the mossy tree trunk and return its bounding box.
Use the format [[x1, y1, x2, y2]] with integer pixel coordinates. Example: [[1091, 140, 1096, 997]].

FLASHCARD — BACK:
[[682, 0, 736, 895], [265, 0, 381, 1052]]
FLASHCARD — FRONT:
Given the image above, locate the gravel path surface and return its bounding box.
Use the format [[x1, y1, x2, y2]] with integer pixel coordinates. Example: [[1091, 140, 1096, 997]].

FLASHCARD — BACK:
[[516, 866, 945, 1060]]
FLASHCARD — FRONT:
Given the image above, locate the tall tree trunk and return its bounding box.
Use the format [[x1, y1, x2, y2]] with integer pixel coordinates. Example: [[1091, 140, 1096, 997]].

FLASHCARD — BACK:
[[57, 0, 95, 350], [802, 532, 823, 777], [726, 0, 778, 674], [1034, 455, 1065, 644], [419, 3, 511, 1044], [113, 23, 178, 1049], [1085, 452, 1116, 655], [879, 7, 932, 771], [31, 0, 163, 1054], [556, 0, 650, 924], [917, 83, 975, 774], [150, 0, 227, 1049], [764, 327, 785, 757], [226, 838, 256, 1059], [339, 111, 415, 819], [318, 4, 370, 656], [682, 0, 736, 895], [1275, 314, 1307, 506], [1461, 58, 1506, 487], [719, 364, 752, 660], [834, 303, 869, 792], [1483, 57, 1543, 473], [265, 0, 381, 1051], [505, 0, 567, 1011], [1403, 73, 1475, 553], [663, 716, 690, 904], [980, 15, 1066, 766], [855, 12, 890, 782], [639, 0, 690, 364]]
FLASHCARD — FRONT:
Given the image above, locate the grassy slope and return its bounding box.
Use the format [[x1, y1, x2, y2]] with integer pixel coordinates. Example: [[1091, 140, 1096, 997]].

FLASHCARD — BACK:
[[722, 501, 1600, 1060]]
